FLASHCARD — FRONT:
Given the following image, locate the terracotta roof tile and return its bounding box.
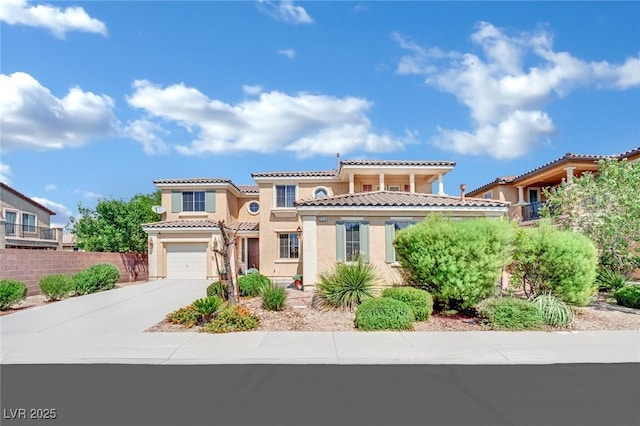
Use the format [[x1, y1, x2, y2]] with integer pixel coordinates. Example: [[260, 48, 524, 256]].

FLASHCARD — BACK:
[[230, 221, 259, 231], [143, 219, 220, 229], [252, 170, 339, 178], [295, 191, 509, 208], [467, 176, 517, 196], [340, 160, 456, 167], [236, 185, 260, 194], [153, 178, 232, 185], [619, 146, 640, 159]]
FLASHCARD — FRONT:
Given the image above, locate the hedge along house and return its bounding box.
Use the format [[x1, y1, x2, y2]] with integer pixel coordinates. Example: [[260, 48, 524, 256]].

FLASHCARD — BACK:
[[144, 159, 510, 290], [467, 147, 640, 225]]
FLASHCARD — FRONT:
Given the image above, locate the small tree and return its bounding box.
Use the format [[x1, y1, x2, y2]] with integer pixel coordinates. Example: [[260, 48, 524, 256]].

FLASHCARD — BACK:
[[543, 159, 640, 273], [212, 220, 240, 305]]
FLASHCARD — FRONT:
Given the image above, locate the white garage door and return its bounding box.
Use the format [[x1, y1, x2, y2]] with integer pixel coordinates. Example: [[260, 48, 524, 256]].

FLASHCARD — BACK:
[[166, 243, 207, 279]]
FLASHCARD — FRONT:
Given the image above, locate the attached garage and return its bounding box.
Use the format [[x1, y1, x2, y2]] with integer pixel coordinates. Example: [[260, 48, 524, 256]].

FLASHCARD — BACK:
[[165, 243, 208, 279]]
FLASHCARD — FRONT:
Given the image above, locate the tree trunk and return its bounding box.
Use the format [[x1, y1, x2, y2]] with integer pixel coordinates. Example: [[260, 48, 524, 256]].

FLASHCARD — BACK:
[[215, 220, 240, 304]]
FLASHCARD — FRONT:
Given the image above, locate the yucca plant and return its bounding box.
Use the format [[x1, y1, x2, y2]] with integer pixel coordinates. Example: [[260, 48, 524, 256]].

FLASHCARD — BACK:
[[314, 257, 378, 311], [261, 282, 287, 311], [596, 269, 629, 292], [192, 296, 223, 323], [531, 293, 574, 327]]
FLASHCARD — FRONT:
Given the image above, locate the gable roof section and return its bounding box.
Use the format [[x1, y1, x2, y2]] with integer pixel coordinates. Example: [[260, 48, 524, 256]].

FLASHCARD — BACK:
[[153, 178, 232, 185], [619, 146, 640, 160], [236, 185, 259, 194], [295, 191, 509, 209], [251, 170, 339, 179], [0, 182, 56, 215], [467, 176, 517, 196]]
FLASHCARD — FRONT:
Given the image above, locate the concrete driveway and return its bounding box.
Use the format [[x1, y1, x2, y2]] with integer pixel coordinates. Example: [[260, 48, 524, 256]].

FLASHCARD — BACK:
[[1, 279, 638, 365]]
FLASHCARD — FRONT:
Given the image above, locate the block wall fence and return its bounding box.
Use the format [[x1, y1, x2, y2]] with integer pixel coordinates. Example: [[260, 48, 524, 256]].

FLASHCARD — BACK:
[[0, 249, 148, 295]]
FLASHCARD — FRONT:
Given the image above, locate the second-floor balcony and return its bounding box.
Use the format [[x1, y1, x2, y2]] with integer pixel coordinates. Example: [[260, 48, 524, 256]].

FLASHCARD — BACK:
[[4, 223, 58, 241], [522, 201, 547, 222]]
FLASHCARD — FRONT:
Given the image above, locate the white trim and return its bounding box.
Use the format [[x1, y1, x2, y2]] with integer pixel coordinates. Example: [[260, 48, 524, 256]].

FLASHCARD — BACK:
[[340, 216, 365, 221], [178, 212, 208, 218], [274, 259, 300, 264]]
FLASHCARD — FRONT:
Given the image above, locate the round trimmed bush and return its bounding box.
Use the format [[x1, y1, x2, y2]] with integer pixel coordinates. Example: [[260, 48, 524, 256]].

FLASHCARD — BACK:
[[477, 298, 543, 330], [73, 263, 120, 295], [0, 279, 28, 310], [354, 298, 414, 331], [39, 274, 74, 301], [238, 273, 270, 297], [207, 281, 228, 300], [614, 285, 640, 309], [381, 287, 433, 321]]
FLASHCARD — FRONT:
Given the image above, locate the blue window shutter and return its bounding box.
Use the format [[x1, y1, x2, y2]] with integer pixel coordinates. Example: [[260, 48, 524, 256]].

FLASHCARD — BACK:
[[385, 222, 395, 263], [360, 221, 370, 262], [205, 191, 216, 212], [336, 222, 345, 262], [171, 191, 181, 213]]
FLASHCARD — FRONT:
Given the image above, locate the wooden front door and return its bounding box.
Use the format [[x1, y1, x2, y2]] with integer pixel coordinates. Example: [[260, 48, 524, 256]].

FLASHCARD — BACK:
[[247, 238, 260, 270]]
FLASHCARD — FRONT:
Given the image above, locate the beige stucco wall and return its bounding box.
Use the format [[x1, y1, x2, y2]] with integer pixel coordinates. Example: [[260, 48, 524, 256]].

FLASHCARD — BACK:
[[148, 231, 218, 280], [236, 196, 261, 222]]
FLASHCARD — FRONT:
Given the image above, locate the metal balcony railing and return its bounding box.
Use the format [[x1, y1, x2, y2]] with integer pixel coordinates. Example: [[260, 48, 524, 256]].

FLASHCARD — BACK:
[[522, 201, 546, 222], [4, 224, 57, 240]]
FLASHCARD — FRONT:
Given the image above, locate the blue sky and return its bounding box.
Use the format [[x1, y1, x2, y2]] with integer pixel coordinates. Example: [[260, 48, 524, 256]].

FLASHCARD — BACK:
[[1, 1, 639, 228]]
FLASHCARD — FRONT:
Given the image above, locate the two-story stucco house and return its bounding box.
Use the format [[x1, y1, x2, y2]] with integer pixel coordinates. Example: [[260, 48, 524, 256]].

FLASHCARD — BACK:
[[0, 182, 63, 250], [467, 147, 640, 224], [143, 159, 510, 290]]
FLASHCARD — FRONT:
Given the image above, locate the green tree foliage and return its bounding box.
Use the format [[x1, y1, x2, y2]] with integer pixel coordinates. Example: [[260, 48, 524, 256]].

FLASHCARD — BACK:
[[69, 190, 161, 253], [510, 221, 598, 306], [543, 159, 640, 273], [393, 215, 514, 311]]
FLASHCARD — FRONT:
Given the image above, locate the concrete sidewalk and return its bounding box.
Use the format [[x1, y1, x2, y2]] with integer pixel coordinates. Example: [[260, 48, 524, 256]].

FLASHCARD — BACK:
[[1, 279, 638, 365]]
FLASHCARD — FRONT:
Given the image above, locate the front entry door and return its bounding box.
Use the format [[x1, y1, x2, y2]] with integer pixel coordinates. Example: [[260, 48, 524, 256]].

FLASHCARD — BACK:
[[247, 238, 260, 270]]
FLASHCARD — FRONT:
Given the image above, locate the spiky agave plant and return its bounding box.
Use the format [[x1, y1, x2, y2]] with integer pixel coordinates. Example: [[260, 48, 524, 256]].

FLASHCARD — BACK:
[[315, 257, 378, 311], [531, 293, 574, 327]]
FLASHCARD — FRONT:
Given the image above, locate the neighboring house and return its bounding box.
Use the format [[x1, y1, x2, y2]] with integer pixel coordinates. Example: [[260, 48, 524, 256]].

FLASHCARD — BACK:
[[467, 147, 640, 224], [144, 159, 510, 290], [62, 233, 82, 251], [0, 182, 63, 250]]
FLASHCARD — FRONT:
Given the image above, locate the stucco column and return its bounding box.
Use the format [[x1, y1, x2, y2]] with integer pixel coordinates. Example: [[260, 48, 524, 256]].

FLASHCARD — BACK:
[[147, 233, 159, 280], [55, 227, 63, 250], [0, 220, 6, 249], [379, 173, 385, 191], [516, 186, 525, 205], [409, 173, 415, 193], [301, 215, 317, 291], [564, 166, 575, 184], [437, 174, 444, 195], [349, 174, 354, 194]]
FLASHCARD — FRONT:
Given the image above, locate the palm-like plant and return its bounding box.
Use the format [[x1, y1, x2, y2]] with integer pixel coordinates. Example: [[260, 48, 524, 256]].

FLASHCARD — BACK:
[[314, 257, 378, 311]]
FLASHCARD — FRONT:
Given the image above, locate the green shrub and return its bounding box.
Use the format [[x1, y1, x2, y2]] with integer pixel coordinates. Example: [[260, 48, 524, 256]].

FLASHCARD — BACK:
[[394, 215, 513, 311], [261, 283, 287, 311], [192, 296, 223, 322], [596, 269, 629, 292], [39, 274, 74, 301], [207, 281, 228, 300], [73, 263, 120, 295], [381, 287, 433, 321], [614, 285, 640, 309], [238, 273, 270, 297], [510, 222, 598, 306], [354, 298, 414, 331], [314, 258, 378, 311], [531, 293, 574, 327], [166, 304, 201, 328], [477, 298, 543, 330], [204, 304, 259, 333], [0, 279, 28, 310]]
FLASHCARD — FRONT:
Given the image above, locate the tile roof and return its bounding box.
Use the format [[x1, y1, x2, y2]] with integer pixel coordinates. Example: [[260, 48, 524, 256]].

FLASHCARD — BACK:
[[295, 191, 509, 208], [229, 221, 259, 231], [340, 160, 456, 167], [511, 152, 613, 182], [252, 170, 339, 178], [153, 178, 232, 185], [619, 146, 640, 159], [143, 219, 220, 229], [467, 176, 517, 196], [236, 185, 260, 194]]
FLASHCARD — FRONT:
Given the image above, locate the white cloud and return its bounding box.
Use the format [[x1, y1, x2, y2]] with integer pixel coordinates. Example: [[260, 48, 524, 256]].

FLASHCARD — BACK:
[[0, 0, 107, 38], [126, 80, 408, 157], [123, 119, 169, 155], [73, 189, 103, 199], [0, 162, 11, 184], [394, 22, 640, 158], [257, 0, 313, 25], [0, 72, 119, 152], [45, 184, 57, 191], [31, 196, 73, 226], [277, 48, 296, 59], [242, 84, 264, 95]]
